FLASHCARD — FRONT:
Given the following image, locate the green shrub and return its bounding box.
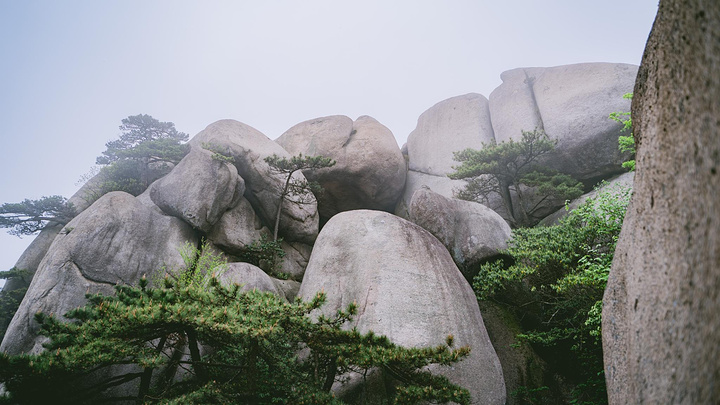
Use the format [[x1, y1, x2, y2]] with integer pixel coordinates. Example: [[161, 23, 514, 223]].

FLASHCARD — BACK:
[[474, 182, 631, 404], [0, 274, 471, 404]]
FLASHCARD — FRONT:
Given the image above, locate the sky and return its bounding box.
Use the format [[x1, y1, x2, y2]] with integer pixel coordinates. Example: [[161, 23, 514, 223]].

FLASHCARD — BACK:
[[0, 1, 659, 276]]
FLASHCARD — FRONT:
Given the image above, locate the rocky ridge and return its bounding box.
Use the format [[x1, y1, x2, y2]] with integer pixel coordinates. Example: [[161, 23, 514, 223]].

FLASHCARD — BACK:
[[1, 62, 637, 404]]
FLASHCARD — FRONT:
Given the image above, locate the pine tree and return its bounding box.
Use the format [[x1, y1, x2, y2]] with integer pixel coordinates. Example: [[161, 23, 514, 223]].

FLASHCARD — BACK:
[[0, 255, 471, 404], [264, 154, 336, 242], [449, 129, 583, 228], [0, 196, 75, 236]]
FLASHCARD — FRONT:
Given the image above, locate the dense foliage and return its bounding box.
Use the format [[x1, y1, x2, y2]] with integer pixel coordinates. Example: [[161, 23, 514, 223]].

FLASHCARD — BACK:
[[0, 246, 471, 404], [264, 154, 336, 241], [608, 93, 635, 171], [0, 268, 30, 340], [0, 195, 75, 236], [83, 114, 190, 202], [449, 129, 584, 228], [474, 183, 631, 404]]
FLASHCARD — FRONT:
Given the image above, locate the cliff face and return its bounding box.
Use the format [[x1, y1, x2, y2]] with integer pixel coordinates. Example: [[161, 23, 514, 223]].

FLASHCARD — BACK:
[[602, 1, 720, 403], [1, 62, 637, 404]]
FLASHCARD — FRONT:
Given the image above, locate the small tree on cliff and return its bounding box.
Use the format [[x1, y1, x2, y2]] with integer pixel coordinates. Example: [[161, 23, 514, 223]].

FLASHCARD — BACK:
[[449, 129, 583, 228], [0, 245, 471, 404], [83, 114, 190, 201], [609, 93, 635, 171], [0, 195, 75, 236], [264, 154, 336, 242]]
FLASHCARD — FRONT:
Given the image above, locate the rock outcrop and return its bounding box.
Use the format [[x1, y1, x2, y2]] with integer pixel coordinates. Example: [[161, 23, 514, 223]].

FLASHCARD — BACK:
[[408, 188, 511, 280], [150, 147, 244, 232], [602, 1, 720, 403], [1, 192, 197, 355], [217, 262, 284, 297], [402, 63, 636, 223], [407, 93, 495, 177], [277, 115, 406, 220], [207, 197, 270, 254], [490, 62, 637, 182], [298, 210, 506, 405], [190, 119, 319, 244]]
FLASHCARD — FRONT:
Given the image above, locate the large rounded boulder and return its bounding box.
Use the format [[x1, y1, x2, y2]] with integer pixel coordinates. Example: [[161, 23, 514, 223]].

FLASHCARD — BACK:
[[298, 210, 506, 405], [276, 115, 406, 220], [150, 147, 244, 232], [0, 192, 197, 355], [489, 63, 637, 181], [407, 93, 495, 177], [408, 188, 511, 280], [189, 120, 319, 244]]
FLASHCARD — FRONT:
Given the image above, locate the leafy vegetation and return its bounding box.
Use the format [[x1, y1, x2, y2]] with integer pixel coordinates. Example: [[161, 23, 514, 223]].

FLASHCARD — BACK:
[[0, 268, 30, 341], [0, 196, 75, 236], [0, 244, 471, 404], [449, 129, 584, 228], [473, 183, 631, 404], [264, 154, 336, 241], [608, 93, 635, 171], [81, 114, 189, 203]]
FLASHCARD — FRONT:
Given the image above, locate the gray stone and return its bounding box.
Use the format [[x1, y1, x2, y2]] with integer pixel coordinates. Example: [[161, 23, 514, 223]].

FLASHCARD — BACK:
[[298, 210, 506, 405], [271, 278, 301, 302], [408, 189, 511, 280], [150, 147, 244, 232], [278, 240, 312, 281], [1, 192, 197, 355], [276, 115, 406, 219], [488, 68, 545, 146], [217, 262, 282, 297], [189, 119, 319, 244], [602, 2, 720, 403], [395, 170, 468, 218], [407, 93, 495, 177], [490, 63, 637, 181], [207, 197, 270, 254]]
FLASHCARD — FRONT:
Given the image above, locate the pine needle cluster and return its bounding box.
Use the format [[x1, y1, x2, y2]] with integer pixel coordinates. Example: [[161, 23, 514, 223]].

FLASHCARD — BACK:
[[0, 274, 470, 404]]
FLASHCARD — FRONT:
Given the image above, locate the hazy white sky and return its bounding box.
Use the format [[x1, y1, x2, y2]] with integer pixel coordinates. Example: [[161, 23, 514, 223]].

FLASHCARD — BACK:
[[0, 1, 658, 273]]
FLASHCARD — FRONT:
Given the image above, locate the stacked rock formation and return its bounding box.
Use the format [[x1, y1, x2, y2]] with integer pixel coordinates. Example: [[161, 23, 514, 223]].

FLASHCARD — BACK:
[[1, 62, 639, 404]]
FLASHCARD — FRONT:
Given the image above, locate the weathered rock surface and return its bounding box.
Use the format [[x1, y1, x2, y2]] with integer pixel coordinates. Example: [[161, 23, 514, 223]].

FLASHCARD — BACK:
[[408, 188, 511, 280], [1, 192, 197, 355], [278, 240, 312, 281], [207, 197, 270, 254], [298, 210, 506, 404], [271, 278, 301, 302], [407, 93, 495, 177], [189, 119, 319, 244], [540, 171, 635, 226], [602, 2, 720, 403], [150, 147, 244, 232], [217, 262, 283, 297], [395, 170, 468, 218], [277, 115, 406, 219], [489, 63, 637, 181]]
